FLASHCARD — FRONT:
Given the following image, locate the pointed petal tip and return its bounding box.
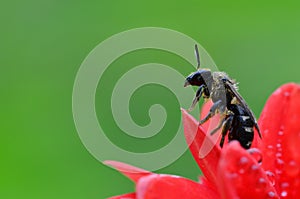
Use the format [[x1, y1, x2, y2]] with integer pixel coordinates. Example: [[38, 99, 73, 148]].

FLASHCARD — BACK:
[[103, 160, 151, 183], [181, 106, 221, 185], [103, 160, 148, 172], [180, 107, 189, 115], [107, 192, 136, 199], [180, 107, 186, 111]]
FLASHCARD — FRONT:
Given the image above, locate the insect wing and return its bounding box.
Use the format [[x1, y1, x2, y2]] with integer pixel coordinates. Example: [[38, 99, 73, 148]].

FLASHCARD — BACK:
[[223, 80, 262, 138]]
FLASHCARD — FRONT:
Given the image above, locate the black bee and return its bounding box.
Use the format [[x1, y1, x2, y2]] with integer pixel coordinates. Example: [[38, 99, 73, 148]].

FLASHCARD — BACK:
[[184, 45, 262, 149], [215, 104, 255, 149]]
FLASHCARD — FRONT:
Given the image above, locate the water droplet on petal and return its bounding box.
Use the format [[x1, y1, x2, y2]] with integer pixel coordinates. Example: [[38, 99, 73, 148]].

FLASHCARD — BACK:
[[281, 191, 288, 197], [276, 152, 282, 158], [237, 156, 249, 174], [264, 129, 269, 134], [259, 177, 266, 183], [266, 145, 275, 156], [238, 168, 245, 174], [286, 160, 300, 177], [251, 164, 259, 171], [226, 172, 238, 179], [248, 148, 263, 163], [284, 91, 290, 97], [278, 131, 284, 136], [255, 177, 267, 191], [276, 158, 284, 171], [267, 191, 276, 198], [265, 170, 275, 186], [239, 156, 249, 164], [281, 182, 289, 188], [276, 143, 282, 148], [276, 158, 284, 165]]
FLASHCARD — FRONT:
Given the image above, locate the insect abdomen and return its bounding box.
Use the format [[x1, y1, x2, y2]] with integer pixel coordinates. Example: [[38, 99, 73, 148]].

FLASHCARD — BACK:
[[228, 105, 254, 149]]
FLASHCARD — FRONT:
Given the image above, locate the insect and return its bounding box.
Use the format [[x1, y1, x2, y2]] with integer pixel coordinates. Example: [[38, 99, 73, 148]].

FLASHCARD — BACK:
[[184, 45, 262, 149]]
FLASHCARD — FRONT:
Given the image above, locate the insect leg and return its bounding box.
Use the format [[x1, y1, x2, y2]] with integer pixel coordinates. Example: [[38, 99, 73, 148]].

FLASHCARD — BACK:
[[255, 123, 262, 139], [188, 85, 204, 112], [210, 114, 227, 135], [199, 100, 222, 125], [220, 115, 234, 148]]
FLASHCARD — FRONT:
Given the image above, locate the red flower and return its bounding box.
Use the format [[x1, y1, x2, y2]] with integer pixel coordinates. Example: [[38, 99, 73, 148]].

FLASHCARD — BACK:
[[105, 83, 300, 199]]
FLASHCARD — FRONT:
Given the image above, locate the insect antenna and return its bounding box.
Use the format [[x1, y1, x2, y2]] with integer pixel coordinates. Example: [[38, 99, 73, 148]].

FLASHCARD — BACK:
[[194, 44, 200, 69]]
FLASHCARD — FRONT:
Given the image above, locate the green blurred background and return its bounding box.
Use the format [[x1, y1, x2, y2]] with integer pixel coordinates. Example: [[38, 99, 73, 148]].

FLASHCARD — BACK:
[[1, 0, 300, 198]]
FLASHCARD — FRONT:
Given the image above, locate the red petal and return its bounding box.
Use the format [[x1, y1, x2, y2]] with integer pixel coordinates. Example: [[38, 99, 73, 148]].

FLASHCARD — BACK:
[[108, 193, 136, 199], [198, 176, 221, 197], [136, 174, 220, 199], [254, 83, 300, 198], [104, 160, 152, 183], [217, 141, 279, 199], [181, 108, 221, 185]]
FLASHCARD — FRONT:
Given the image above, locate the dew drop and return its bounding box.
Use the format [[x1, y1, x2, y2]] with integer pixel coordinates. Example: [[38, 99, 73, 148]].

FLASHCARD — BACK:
[[281, 182, 289, 189], [238, 168, 245, 174], [265, 170, 275, 186], [276, 153, 282, 158], [226, 172, 238, 179], [255, 177, 267, 193], [281, 191, 288, 197], [276, 143, 282, 148], [237, 156, 249, 174], [278, 131, 284, 136], [258, 177, 266, 183], [251, 164, 259, 171], [276, 158, 284, 165], [239, 156, 249, 165], [276, 159, 284, 172], [284, 91, 290, 97], [267, 191, 276, 198], [264, 129, 270, 134], [266, 145, 275, 156], [286, 160, 300, 177], [248, 148, 263, 163]]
